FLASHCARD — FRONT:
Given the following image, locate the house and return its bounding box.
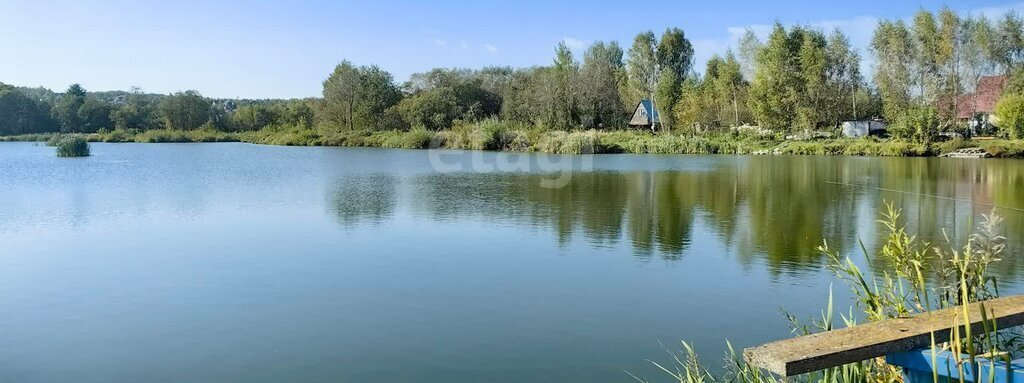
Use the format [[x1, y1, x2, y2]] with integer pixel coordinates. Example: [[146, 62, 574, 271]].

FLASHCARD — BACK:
[[628, 99, 660, 130], [841, 120, 887, 138], [955, 75, 1008, 135]]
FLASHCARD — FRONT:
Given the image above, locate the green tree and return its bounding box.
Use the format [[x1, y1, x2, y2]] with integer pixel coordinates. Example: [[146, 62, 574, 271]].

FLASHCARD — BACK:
[[158, 90, 211, 130], [995, 93, 1024, 138], [110, 89, 157, 130], [53, 84, 86, 132], [231, 104, 282, 131], [913, 10, 941, 103], [713, 51, 748, 127], [654, 28, 694, 130], [796, 28, 827, 129], [626, 31, 657, 105], [395, 87, 460, 130], [994, 12, 1024, 74], [937, 8, 961, 120], [750, 23, 800, 129], [0, 85, 57, 135], [321, 61, 402, 131], [825, 29, 863, 123], [579, 41, 626, 128], [872, 20, 915, 126], [549, 41, 579, 129], [77, 96, 112, 132]]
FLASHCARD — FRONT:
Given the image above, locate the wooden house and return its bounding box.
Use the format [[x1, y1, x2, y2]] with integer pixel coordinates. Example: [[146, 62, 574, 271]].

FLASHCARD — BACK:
[[628, 99, 660, 129], [955, 75, 1008, 135]]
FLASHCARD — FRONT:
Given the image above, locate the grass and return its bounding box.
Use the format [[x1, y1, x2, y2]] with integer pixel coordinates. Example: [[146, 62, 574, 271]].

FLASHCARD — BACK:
[[54, 135, 90, 157], [8, 125, 1024, 158], [637, 203, 1016, 383]]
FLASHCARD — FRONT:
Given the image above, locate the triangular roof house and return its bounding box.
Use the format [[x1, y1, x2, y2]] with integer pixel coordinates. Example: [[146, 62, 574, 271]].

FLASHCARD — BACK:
[[628, 99, 660, 128]]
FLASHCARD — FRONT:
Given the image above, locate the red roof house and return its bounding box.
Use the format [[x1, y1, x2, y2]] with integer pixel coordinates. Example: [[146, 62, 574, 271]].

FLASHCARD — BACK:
[[956, 76, 1008, 119]]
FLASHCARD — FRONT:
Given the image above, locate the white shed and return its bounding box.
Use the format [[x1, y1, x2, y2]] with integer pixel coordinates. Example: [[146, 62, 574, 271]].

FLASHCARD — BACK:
[[842, 120, 887, 138]]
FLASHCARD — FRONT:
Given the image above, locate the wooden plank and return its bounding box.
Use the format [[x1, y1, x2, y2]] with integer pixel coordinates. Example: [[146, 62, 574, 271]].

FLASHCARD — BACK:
[[742, 295, 1024, 377]]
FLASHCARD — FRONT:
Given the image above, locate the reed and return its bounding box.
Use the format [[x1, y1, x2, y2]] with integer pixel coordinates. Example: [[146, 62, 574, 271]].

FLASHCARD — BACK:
[[54, 135, 90, 157], [640, 203, 1015, 383]]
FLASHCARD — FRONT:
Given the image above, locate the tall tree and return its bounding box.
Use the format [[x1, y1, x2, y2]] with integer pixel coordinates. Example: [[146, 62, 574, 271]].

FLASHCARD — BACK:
[[550, 41, 579, 129], [321, 61, 401, 131], [825, 29, 862, 123], [158, 90, 211, 130], [912, 10, 940, 102], [110, 87, 157, 130], [796, 28, 828, 129], [937, 7, 961, 119], [77, 96, 112, 132], [53, 84, 86, 132], [994, 12, 1024, 74], [579, 41, 626, 128], [654, 28, 694, 130], [749, 23, 800, 129], [0, 85, 57, 135], [626, 31, 657, 106], [872, 20, 915, 126]]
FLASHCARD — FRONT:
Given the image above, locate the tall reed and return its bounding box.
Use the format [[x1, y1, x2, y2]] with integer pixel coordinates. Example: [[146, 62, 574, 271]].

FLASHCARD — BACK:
[[54, 135, 90, 157]]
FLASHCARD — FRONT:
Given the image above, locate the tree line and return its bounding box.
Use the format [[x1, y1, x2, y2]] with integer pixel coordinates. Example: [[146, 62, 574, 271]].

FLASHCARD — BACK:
[[3, 7, 1024, 139]]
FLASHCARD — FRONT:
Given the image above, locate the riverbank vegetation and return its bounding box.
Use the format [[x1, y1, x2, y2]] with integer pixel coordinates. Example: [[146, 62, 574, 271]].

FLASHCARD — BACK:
[[10, 125, 1024, 157], [638, 205, 1016, 383], [4, 7, 1024, 157]]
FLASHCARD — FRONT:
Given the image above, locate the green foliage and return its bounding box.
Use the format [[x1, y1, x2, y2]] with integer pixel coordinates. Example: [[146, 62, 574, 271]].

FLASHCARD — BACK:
[[321, 61, 402, 130], [891, 105, 940, 141], [995, 93, 1024, 138], [53, 84, 86, 132], [578, 41, 627, 129], [158, 91, 211, 130], [750, 24, 801, 129], [77, 96, 113, 132], [626, 31, 658, 105], [0, 86, 57, 135], [872, 20, 914, 124], [396, 87, 461, 130], [231, 104, 282, 131], [54, 135, 90, 157], [398, 68, 504, 130], [110, 92, 157, 130], [133, 129, 237, 143]]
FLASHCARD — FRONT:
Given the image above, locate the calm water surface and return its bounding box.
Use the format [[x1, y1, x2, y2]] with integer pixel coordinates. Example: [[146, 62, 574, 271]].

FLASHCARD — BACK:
[[1, 142, 1023, 382]]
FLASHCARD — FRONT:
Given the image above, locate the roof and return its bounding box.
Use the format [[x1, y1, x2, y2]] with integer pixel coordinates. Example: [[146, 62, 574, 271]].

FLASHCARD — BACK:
[[957, 75, 1008, 119], [639, 99, 660, 122], [629, 99, 661, 126]]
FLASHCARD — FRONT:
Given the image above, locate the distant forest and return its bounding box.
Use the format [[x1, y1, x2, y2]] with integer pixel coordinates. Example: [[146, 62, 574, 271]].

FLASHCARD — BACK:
[[4, 7, 1024, 140]]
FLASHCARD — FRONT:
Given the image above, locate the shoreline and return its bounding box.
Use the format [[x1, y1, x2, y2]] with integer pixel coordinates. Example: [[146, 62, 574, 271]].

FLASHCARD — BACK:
[[5, 128, 1024, 158]]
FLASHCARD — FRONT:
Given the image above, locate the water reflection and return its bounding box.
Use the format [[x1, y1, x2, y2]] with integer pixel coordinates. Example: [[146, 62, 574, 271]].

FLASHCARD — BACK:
[[328, 156, 1024, 278], [329, 174, 398, 227]]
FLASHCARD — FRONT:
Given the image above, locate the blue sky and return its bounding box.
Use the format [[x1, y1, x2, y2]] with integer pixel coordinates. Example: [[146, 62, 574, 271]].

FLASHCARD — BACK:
[[2, 0, 1023, 99]]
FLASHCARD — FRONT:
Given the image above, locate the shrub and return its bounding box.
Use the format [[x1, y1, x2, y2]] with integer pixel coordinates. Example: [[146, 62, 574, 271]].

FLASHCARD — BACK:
[[995, 93, 1024, 139], [55, 135, 90, 157]]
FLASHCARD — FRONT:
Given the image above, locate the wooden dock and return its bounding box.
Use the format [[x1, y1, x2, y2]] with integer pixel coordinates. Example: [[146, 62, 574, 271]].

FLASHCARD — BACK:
[[743, 295, 1024, 377]]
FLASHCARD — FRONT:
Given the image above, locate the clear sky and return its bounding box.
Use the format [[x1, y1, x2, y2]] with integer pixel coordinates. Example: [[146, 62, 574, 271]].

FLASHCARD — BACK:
[[3, 0, 1023, 99]]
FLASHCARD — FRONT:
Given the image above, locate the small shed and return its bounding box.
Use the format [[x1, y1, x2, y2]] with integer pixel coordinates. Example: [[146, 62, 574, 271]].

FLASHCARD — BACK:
[[628, 99, 660, 129], [841, 120, 887, 138]]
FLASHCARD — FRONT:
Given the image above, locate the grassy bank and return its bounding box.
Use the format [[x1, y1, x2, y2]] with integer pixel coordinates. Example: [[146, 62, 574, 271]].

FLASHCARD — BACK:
[[7, 123, 1024, 158]]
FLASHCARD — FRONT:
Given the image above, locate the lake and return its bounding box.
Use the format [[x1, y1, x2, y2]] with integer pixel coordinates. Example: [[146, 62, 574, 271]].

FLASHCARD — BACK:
[[1, 142, 1023, 382]]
